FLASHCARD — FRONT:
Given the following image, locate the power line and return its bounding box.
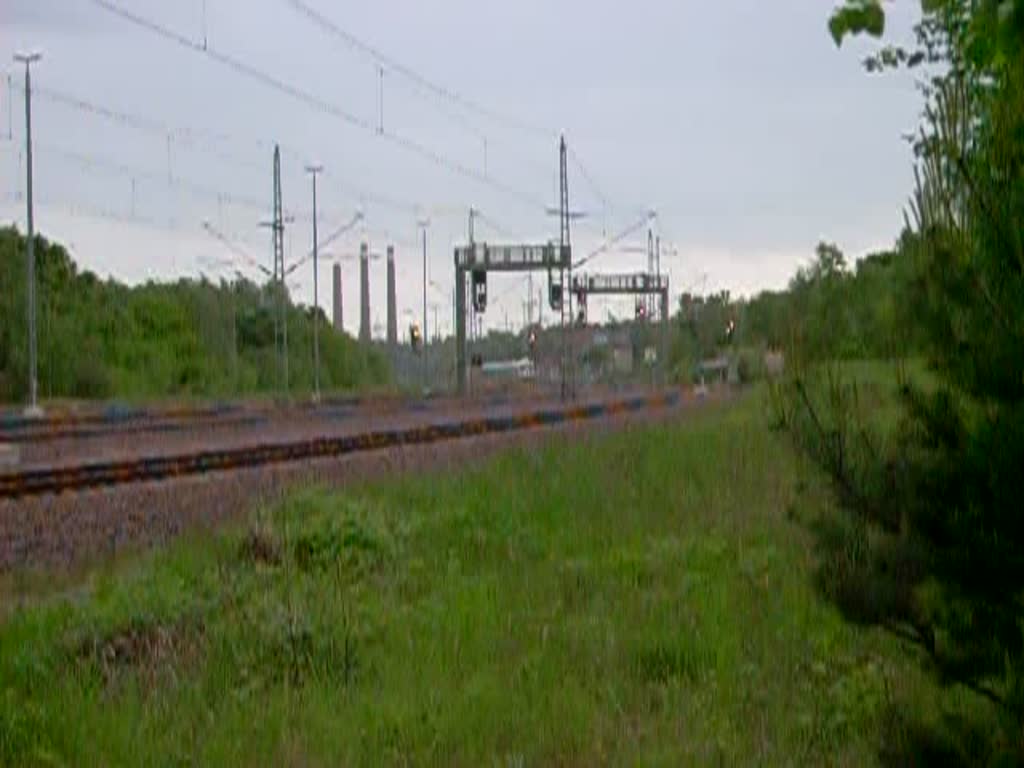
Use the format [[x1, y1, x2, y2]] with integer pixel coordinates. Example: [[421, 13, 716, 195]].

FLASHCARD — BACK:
[[567, 146, 611, 213], [22, 80, 437, 219], [86, 0, 548, 213], [573, 211, 657, 270], [283, 0, 564, 191], [202, 221, 272, 277], [472, 209, 521, 241], [5, 73, 12, 141], [34, 140, 269, 213], [490, 274, 533, 307], [282, 0, 555, 141], [33, 135, 378, 228], [20, 81, 267, 172], [0, 185, 192, 235]]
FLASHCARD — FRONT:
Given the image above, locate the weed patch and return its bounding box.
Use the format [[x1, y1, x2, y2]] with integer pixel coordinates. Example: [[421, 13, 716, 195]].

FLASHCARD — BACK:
[[75, 613, 206, 688], [632, 636, 709, 685], [0, 392, 1001, 764]]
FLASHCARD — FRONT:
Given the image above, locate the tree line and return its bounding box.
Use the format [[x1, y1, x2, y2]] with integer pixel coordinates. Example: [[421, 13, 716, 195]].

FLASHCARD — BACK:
[[666, 237, 920, 383], [760, 0, 1024, 760], [0, 227, 389, 402]]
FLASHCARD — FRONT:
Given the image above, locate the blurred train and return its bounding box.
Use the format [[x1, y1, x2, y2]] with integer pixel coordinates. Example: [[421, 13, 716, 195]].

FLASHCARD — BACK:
[[478, 358, 536, 381]]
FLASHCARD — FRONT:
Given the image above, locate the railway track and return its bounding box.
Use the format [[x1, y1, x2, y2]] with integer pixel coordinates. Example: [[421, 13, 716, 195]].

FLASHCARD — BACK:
[[0, 391, 547, 444], [0, 390, 681, 500]]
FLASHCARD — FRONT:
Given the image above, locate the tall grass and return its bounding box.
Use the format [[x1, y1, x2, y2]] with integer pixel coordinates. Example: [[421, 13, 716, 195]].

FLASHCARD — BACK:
[[0, 393, 990, 764]]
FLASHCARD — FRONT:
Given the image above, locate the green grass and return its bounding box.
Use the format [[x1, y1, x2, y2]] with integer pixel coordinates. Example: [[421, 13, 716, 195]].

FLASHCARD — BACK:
[[0, 392, 991, 765]]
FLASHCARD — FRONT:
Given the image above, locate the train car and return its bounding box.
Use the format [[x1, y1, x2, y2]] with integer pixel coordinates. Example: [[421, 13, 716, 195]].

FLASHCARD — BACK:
[[479, 358, 536, 381]]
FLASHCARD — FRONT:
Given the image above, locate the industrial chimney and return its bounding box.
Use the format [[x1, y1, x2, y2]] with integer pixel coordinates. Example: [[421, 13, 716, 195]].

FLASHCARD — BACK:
[[386, 245, 398, 346], [332, 262, 343, 332], [359, 242, 370, 343]]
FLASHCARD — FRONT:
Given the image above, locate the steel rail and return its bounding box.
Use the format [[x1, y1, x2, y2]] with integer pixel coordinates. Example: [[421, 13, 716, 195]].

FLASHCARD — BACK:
[[0, 392, 543, 445], [0, 391, 681, 500]]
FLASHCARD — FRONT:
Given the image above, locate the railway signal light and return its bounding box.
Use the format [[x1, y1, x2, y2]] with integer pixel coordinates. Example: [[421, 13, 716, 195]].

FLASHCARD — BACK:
[[472, 270, 488, 313], [410, 323, 422, 351], [549, 282, 563, 311]]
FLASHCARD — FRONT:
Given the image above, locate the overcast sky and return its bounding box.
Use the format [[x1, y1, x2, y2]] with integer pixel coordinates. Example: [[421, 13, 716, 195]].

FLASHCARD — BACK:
[[1, 0, 922, 336]]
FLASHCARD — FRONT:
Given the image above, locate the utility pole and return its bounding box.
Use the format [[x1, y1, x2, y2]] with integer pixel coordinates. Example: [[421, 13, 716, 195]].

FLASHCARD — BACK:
[[647, 228, 655, 320], [377, 65, 385, 134], [15, 51, 42, 416], [467, 208, 476, 392], [418, 217, 430, 393], [306, 164, 323, 400], [527, 272, 533, 326], [232, 272, 242, 392], [261, 146, 289, 394], [558, 135, 572, 401]]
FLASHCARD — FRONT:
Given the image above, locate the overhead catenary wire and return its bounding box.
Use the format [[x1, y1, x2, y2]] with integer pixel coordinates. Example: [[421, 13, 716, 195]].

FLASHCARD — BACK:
[[31, 80, 427, 216], [284, 0, 556, 186], [573, 211, 657, 270], [281, 211, 364, 277], [202, 220, 272, 277], [17, 81, 267, 173], [282, 0, 556, 142], [30, 137, 369, 226], [36, 140, 267, 213], [86, 0, 549, 214], [0, 187, 191, 235], [22, 83, 254, 154], [567, 146, 611, 215], [6, 73, 12, 141], [472, 209, 523, 241]]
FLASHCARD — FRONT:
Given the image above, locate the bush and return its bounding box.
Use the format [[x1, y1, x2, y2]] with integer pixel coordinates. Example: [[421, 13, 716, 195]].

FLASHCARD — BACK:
[[0, 228, 391, 402]]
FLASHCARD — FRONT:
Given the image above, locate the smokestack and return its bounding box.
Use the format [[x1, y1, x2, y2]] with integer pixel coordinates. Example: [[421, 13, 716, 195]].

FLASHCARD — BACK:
[[386, 245, 398, 346], [359, 242, 370, 343], [332, 262, 343, 332]]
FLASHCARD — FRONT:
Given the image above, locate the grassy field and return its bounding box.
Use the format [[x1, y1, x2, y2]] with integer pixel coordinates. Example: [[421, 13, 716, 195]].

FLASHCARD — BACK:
[[0, 389, 990, 765]]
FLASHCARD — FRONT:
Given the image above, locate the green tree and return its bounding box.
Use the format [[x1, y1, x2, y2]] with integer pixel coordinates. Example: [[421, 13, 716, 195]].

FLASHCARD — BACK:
[[807, 0, 1024, 739], [0, 228, 390, 402]]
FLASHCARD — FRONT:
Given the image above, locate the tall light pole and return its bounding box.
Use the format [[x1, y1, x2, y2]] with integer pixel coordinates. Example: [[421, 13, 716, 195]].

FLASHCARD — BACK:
[[418, 217, 429, 393], [306, 164, 323, 400], [15, 51, 42, 415]]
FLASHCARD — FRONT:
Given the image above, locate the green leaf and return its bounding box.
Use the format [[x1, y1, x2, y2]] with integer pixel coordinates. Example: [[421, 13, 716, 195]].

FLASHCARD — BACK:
[[828, 1, 887, 47], [864, 2, 886, 36]]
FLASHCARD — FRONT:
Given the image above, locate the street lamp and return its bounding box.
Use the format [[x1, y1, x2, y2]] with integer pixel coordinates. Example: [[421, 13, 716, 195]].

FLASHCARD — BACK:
[[15, 51, 42, 416], [306, 164, 323, 400]]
